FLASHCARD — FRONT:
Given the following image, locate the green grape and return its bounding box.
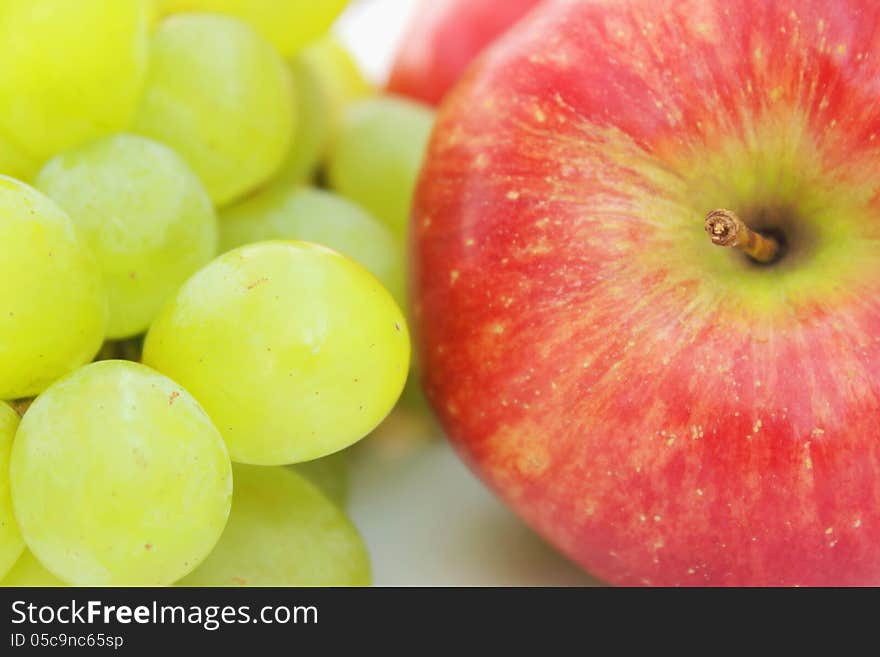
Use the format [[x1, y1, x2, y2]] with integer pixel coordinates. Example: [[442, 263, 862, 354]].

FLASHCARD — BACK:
[[36, 134, 218, 339], [178, 464, 369, 586], [0, 0, 151, 167], [277, 36, 372, 186], [10, 360, 233, 586], [133, 14, 294, 206], [327, 96, 435, 238], [0, 177, 107, 400], [1, 551, 66, 587], [0, 402, 23, 580], [143, 241, 410, 465], [292, 450, 350, 508], [0, 132, 35, 181], [158, 0, 349, 57], [220, 186, 404, 305]]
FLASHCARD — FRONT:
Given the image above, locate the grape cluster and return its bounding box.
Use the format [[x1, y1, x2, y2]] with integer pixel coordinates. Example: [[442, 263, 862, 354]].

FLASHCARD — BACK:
[[0, 0, 434, 587]]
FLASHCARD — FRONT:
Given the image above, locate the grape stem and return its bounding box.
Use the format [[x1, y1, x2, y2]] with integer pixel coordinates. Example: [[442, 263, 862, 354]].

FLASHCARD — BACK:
[[95, 337, 144, 363], [11, 398, 32, 417]]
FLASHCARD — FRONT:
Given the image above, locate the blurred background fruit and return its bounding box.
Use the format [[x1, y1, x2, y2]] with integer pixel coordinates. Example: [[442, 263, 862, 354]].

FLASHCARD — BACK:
[[388, 0, 542, 105], [158, 0, 349, 57], [132, 13, 294, 206], [327, 96, 434, 239], [277, 36, 373, 186]]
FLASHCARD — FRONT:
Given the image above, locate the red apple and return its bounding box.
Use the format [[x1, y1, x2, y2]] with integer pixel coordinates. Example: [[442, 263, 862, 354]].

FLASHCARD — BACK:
[[388, 0, 541, 106], [411, 0, 880, 586]]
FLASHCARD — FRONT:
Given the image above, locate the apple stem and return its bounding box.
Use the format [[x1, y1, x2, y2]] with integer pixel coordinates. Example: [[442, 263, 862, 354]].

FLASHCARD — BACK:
[[704, 209, 780, 264]]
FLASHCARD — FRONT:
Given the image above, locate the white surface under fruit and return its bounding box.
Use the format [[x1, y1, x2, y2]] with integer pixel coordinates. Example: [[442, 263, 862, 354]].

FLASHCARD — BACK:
[[348, 440, 597, 586]]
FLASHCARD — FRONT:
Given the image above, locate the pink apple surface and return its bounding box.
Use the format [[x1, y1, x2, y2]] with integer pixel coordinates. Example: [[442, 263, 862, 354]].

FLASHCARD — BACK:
[[412, 0, 880, 586], [388, 0, 541, 106]]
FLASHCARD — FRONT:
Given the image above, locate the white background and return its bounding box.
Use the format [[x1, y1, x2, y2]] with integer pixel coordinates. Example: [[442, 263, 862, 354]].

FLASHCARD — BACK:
[[334, 0, 598, 586]]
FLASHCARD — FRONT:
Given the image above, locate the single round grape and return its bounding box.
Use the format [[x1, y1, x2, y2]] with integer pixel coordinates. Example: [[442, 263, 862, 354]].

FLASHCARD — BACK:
[[178, 464, 370, 586], [276, 37, 372, 186], [0, 177, 107, 400], [220, 186, 404, 305], [36, 134, 218, 339], [0, 0, 151, 168], [133, 14, 294, 206], [1, 551, 66, 587], [143, 241, 410, 465], [327, 96, 435, 238], [158, 0, 349, 57], [10, 360, 233, 586], [0, 402, 23, 580], [292, 450, 350, 508]]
